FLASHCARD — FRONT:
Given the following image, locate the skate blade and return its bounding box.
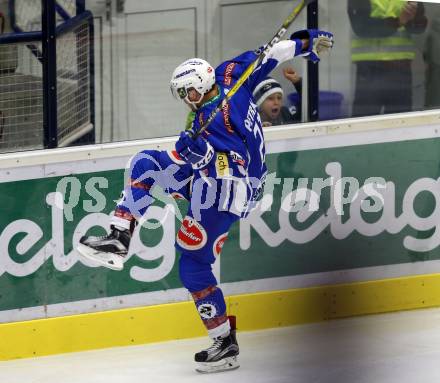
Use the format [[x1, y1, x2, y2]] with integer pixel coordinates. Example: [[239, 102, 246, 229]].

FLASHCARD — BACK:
[[195, 356, 239, 374], [76, 244, 124, 271]]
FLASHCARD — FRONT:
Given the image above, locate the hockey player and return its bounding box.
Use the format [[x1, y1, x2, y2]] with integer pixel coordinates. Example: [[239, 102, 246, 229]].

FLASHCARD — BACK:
[[77, 28, 333, 373]]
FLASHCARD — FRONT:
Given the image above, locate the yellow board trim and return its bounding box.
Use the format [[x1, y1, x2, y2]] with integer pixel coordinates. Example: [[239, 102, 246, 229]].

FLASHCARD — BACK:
[[2, 272, 440, 361]]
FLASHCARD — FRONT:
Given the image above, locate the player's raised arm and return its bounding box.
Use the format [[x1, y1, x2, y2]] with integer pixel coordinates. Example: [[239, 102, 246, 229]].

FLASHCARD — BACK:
[[247, 29, 334, 90]]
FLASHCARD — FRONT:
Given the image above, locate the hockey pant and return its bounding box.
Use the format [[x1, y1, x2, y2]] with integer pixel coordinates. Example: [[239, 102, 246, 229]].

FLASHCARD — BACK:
[[111, 149, 255, 338]]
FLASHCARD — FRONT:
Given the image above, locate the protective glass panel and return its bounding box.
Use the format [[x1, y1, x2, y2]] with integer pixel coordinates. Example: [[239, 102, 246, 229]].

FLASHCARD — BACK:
[[319, 0, 434, 119], [2, 0, 440, 150]]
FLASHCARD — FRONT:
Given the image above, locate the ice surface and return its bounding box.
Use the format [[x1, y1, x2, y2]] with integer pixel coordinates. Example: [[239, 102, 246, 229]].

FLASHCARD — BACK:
[[2, 308, 440, 383]]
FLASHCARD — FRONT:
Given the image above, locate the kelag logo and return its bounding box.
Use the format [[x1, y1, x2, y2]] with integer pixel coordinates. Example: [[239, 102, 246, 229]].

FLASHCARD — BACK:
[[1, 160, 440, 283], [0, 190, 176, 282], [242, 162, 440, 253]]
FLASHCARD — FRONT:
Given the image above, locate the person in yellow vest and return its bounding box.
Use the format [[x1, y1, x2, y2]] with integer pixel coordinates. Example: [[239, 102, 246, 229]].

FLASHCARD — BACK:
[[424, 2, 440, 109], [348, 0, 427, 117]]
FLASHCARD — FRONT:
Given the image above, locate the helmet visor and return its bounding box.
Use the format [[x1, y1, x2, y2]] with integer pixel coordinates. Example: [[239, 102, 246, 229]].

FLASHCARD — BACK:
[[170, 85, 188, 100]]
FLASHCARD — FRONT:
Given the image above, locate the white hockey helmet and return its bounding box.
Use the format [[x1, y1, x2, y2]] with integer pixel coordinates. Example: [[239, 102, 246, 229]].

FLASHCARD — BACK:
[[170, 58, 215, 108]]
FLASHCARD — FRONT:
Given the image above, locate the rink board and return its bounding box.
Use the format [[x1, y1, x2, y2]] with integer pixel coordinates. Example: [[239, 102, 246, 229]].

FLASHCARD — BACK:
[[2, 112, 440, 359], [2, 273, 440, 360]]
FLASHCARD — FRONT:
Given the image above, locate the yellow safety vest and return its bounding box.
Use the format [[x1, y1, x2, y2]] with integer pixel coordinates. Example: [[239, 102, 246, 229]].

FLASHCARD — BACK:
[[351, 0, 416, 62]]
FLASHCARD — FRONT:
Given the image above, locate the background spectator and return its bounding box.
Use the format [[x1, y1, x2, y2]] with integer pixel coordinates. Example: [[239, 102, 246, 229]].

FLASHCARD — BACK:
[[348, 0, 427, 117], [424, 2, 440, 109], [253, 66, 302, 127]]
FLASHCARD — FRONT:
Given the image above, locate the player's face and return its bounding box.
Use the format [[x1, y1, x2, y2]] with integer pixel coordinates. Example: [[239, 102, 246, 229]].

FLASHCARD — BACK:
[[260, 93, 283, 120], [183, 88, 203, 111]]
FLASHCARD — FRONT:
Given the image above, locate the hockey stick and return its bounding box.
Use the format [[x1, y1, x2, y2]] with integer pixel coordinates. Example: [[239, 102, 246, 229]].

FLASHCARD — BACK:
[[192, 0, 310, 139]]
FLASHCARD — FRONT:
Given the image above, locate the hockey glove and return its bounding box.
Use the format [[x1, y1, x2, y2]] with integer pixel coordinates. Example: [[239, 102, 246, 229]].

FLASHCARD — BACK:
[[175, 131, 215, 170], [290, 29, 333, 63]]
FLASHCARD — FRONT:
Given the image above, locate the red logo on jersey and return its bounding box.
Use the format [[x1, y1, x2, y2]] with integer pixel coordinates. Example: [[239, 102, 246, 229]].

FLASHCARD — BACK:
[[177, 216, 207, 251], [224, 63, 236, 86], [199, 112, 205, 126], [167, 149, 186, 165], [130, 178, 151, 191], [213, 233, 228, 257], [171, 192, 186, 200], [207, 66, 213, 73], [114, 208, 135, 221], [222, 103, 234, 134]]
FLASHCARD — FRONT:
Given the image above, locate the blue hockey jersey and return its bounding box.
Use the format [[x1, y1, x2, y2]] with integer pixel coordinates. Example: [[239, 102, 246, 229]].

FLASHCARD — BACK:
[[187, 40, 302, 187]]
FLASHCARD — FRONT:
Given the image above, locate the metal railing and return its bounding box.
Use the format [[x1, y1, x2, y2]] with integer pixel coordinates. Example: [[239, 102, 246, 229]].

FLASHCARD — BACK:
[[0, 0, 94, 152]]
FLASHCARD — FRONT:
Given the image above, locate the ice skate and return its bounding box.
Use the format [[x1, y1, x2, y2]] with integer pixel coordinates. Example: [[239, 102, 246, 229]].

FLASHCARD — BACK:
[[195, 329, 239, 373], [76, 226, 131, 271]]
